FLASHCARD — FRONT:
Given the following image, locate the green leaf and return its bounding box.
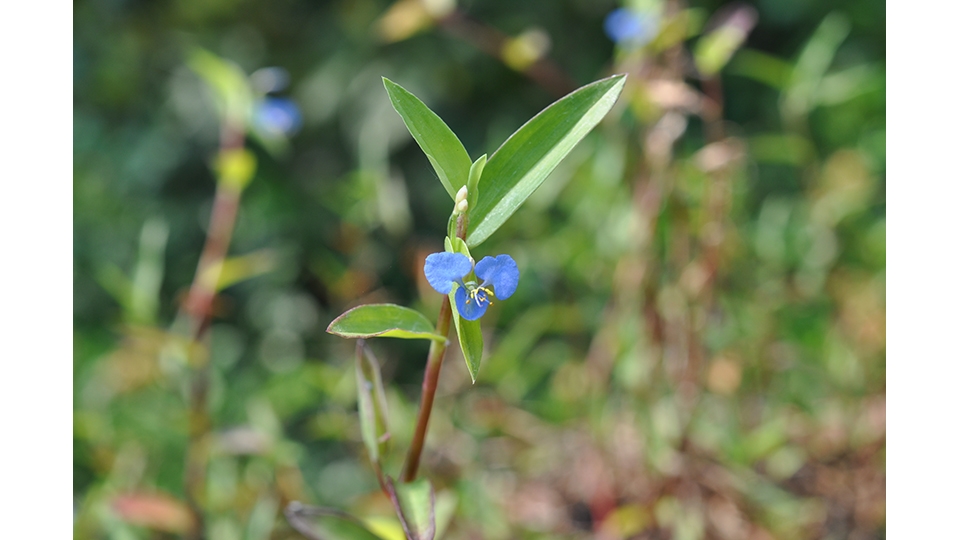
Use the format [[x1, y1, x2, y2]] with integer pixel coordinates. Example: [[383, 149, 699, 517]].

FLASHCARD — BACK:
[[327, 304, 446, 342], [466, 74, 627, 247], [355, 341, 390, 467], [383, 78, 472, 200], [385, 477, 435, 540]]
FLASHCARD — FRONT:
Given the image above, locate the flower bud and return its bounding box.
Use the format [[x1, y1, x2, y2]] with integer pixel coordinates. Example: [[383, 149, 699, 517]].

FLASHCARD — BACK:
[[456, 199, 468, 214], [455, 185, 468, 204]]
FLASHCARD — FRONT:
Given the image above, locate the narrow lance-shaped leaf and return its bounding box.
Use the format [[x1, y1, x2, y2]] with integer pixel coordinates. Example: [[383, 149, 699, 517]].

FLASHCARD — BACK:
[[327, 304, 446, 342], [466, 74, 627, 247], [383, 78, 472, 200], [355, 341, 390, 468]]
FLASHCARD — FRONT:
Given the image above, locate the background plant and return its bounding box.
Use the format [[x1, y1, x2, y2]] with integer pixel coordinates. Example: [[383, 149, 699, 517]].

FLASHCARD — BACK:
[[74, 0, 885, 538]]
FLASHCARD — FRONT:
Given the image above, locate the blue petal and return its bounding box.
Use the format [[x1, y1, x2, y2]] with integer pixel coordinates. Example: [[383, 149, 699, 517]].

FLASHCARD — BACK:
[[424, 252, 472, 294], [603, 8, 655, 46], [604, 8, 642, 43], [254, 97, 302, 136], [454, 286, 489, 321], [474, 254, 519, 300]]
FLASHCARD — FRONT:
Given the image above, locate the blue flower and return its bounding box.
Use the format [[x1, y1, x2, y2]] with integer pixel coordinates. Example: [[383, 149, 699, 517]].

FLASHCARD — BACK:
[[253, 97, 302, 136], [604, 8, 657, 47], [424, 252, 519, 321]]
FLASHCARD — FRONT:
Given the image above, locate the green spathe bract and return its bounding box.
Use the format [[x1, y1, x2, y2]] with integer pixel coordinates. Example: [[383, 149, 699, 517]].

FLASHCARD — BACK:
[[442, 236, 484, 382], [327, 304, 447, 342]]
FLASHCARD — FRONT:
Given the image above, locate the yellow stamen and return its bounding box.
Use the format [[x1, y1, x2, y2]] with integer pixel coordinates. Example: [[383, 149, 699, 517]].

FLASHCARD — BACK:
[[467, 286, 494, 306]]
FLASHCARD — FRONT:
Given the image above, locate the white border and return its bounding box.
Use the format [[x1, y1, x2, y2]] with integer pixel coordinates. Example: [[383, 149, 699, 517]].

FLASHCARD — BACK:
[[887, 1, 958, 535]]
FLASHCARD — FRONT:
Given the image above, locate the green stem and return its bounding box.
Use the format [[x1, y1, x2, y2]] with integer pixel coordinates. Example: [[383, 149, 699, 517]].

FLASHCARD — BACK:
[[400, 214, 467, 482]]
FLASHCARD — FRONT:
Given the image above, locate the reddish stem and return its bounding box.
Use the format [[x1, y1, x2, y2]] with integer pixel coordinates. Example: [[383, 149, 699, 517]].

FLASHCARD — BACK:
[[400, 214, 467, 482]]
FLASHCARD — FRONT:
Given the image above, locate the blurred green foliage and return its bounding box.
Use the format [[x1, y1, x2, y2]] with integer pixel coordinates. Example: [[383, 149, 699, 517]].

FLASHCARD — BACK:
[[74, 0, 884, 538]]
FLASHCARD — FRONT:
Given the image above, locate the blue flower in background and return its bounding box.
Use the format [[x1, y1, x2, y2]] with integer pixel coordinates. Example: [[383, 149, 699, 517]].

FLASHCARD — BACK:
[[604, 8, 658, 47], [253, 97, 302, 136], [424, 252, 519, 321]]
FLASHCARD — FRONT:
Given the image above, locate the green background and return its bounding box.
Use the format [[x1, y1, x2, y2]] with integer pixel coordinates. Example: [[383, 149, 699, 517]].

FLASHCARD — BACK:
[[74, 0, 885, 538]]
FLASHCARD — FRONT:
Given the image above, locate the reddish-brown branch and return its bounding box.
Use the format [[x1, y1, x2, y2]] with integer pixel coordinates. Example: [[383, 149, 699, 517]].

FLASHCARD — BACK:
[[401, 214, 468, 483], [180, 121, 247, 539]]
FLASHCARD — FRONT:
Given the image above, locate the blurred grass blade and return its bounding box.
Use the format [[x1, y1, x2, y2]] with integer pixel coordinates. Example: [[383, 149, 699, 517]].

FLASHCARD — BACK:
[[245, 494, 279, 540], [729, 49, 792, 89], [211, 249, 277, 291], [355, 341, 391, 468], [383, 78, 472, 200], [327, 304, 446, 341], [466, 74, 627, 247], [385, 477, 436, 540], [693, 4, 757, 77], [781, 12, 851, 123], [187, 48, 253, 127], [285, 502, 386, 540]]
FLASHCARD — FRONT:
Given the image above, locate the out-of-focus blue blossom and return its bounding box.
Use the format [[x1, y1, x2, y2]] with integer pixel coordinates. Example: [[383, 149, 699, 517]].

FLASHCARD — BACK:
[[604, 8, 658, 47], [253, 97, 302, 136], [424, 252, 519, 321]]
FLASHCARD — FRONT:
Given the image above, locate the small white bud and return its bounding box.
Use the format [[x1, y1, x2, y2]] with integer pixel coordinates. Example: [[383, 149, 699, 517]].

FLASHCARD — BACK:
[[456, 199, 469, 214], [455, 185, 468, 204]]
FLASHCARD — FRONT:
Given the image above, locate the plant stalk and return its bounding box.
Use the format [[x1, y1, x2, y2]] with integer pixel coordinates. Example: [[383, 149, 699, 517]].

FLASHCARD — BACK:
[[180, 119, 246, 538], [400, 213, 467, 482]]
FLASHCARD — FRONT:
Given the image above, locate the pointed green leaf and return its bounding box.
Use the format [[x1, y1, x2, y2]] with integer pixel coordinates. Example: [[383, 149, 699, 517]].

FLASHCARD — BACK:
[[327, 304, 446, 341], [385, 477, 435, 540], [466, 74, 627, 247], [383, 78, 472, 200], [355, 342, 390, 467]]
